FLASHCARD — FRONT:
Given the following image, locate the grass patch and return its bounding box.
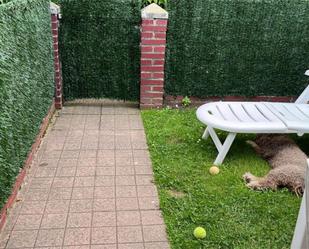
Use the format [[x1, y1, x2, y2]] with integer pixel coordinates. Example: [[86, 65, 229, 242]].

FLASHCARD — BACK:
[[141, 108, 308, 249]]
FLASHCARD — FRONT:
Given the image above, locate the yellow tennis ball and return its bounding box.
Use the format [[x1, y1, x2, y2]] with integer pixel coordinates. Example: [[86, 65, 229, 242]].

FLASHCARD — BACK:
[[209, 166, 220, 175], [193, 227, 206, 239]]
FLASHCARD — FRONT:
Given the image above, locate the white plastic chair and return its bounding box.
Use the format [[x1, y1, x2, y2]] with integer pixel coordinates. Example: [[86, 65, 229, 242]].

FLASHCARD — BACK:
[[196, 70, 309, 165], [291, 159, 309, 249]]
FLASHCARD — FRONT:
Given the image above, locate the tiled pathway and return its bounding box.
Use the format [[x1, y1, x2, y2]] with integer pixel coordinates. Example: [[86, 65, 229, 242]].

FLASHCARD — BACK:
[[0, 105, 170, 249]]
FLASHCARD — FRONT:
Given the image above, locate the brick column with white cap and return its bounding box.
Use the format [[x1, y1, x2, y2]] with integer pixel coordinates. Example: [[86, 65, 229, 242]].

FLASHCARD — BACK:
[[140, 3, 168, 109], [50, 2, 63, 109]]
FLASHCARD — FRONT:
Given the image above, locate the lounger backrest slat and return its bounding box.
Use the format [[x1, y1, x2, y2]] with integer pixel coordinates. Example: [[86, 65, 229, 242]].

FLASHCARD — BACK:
[[295, 70, 309, 104], [267, 103, 307, 121], [242, 103, 270, 122], [228, 103, 256, 122], [217, 103, 241, 122], [254, 104, 282, 122]]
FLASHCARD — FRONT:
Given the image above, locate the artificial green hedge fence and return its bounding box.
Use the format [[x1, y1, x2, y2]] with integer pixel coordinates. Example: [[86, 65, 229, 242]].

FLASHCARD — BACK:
[[0, 0, 54, 209], [59, 0, 141, 101], [165, 0, 309, 97]]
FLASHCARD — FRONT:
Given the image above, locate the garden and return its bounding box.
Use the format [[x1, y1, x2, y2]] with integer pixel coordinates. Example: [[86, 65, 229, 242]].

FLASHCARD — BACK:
[[0, 0, 309, 248]]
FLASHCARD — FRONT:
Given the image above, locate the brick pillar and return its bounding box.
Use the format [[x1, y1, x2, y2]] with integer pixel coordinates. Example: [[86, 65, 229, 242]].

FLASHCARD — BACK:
[[140, 3, 168, 109], [50, 3, 63, 109]]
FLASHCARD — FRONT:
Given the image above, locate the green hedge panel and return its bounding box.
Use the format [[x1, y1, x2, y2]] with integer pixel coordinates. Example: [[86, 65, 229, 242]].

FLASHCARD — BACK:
[[165, 0, 309, 97], [59, 0, 141, 101], [0, 0, 54, 209]]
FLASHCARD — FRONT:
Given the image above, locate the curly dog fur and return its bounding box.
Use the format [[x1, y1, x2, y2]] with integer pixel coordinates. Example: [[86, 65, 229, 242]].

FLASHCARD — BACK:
[[243, 134, 307, 196]]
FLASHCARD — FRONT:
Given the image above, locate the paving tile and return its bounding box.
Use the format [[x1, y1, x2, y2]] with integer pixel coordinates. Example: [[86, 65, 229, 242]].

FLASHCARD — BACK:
[[96, 167, 115, 176], [64, 228, 91, 245], [116, 186, 137, 198], [91, 245, 116, 249], [58, 158, 78, 167], [74, 176, 95, 187], [13, 214, 42, 230], [115, 166, 135, 176], [141, 211, 164, 225], [56, 167, 76, 177], [134, 166, 153, 175], [79, 150, 97, 158], [142, 225, 168, 242], [94, 187, 115, 199], [97, 150, 115, 158], [78, 158, 96, 167], [135, 175, 154, 185], [35, 229, 64, 247], [67, 212, 92, 228], [133, 150, 150, 158], [137, 186, 158, 197], [45, 200, 70, 213], [116, 198, 139, 211], [29, 178, 53, 189], [91, 227, 116, 244], [72, 187, 94, 199], [115, 150, 132, 158], [93, 199, 115, 212], [118, 244, 144, 249], [38, 159, 59, 168], [76, 167, 96, 177], [95, 175, 115, 186], [115, 176, 135, 186], [133, 157, 152, 166], [35, 168, 57, 178], [117, 211, 141, 226], [138, 197, 160, 210], [6, 230, 38, 248], [42, 150, 62, 159], [41, 213, 68, 229], [117, 226, 143, 243], [63, 246, 90, 249], [20, 201, 46, 214], [70, 199, 93, 213], [49, 188, 72, 200], [116, 157, 133, 166], [92, 212, 116, 227], [144, 242, 170, 249], [96, 157, 115, 167], [61, 150, 80, 159], [52, 177, 74, 188], [25, 188, 49, 201]]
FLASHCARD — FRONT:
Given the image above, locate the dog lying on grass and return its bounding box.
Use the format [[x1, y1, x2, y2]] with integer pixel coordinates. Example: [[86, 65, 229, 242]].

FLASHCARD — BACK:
[[243, 134, 307, 196]]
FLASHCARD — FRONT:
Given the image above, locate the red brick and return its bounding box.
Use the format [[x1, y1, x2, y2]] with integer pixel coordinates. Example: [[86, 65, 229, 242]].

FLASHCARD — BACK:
[[142, 19, 154, 26], [141, 66, 164, 72], [142, 39, 166, 45], [141, 85, 152, 92], [154, 46, 166, 53], [142, 92, 163, 98], [141, 46, 153, 53], [153, 60, 165, 65], [155, 19, 168, 26], [141, 80, 164, 85], [153, 73, 164, 78], [53, 43, 58, 50], [142, 32, 154, 39], [223, 96, 246, 101], [141, 59, 152, 65], [141, 73, 152, 79], [143, 26, 167, 32], [152, 86, 164, 92], [52, 29, 58, 36], [154, 33, 166, 39], [51, 14, 58, 22], [142, 53, 165, 59]]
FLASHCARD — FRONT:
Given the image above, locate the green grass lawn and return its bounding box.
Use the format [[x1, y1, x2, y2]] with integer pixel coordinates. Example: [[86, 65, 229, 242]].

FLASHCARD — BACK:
[[141, 108, 309, 249]]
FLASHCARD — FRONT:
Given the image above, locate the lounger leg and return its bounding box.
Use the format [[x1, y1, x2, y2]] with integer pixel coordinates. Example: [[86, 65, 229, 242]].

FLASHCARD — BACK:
[[213, 132, 236, 166], [202, 127, 209, 140]]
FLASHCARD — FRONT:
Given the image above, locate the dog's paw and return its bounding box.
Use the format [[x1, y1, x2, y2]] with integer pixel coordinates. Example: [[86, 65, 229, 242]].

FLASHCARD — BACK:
[[243, 172, 254, 183], [246, 181, 263, 190]]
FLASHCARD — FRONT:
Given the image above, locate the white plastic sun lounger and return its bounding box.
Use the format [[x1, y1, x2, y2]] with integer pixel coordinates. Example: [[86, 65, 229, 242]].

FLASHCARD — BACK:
[[196, 70, 309, 166]]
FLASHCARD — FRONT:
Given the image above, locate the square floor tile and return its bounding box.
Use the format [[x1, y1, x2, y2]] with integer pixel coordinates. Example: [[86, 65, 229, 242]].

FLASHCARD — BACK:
[[117, 211, 141, 226], [141, 211, 164, 225], [41, 213, 67, 229], [143, 225, 168, 242], [92, 212, 116, 227], [45, 200, 70, 213], [70, 199, 93, 213], [94, 187, 115, 199], [13, 214, 42, 230], [117, 226, 143, 243], [35, 229, 64, 247], [72, 187, 94, 199], [116, 198, 139, 211], [67, 212, 92, 228], [20, 201, 46, 214], [95, 176, 115, 186], [7, 230, 38, 248], [64, 228, 91, 245], [93, 198, 115, 212], [116, 186, 137, 198], [91, 227, 116, 244]]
